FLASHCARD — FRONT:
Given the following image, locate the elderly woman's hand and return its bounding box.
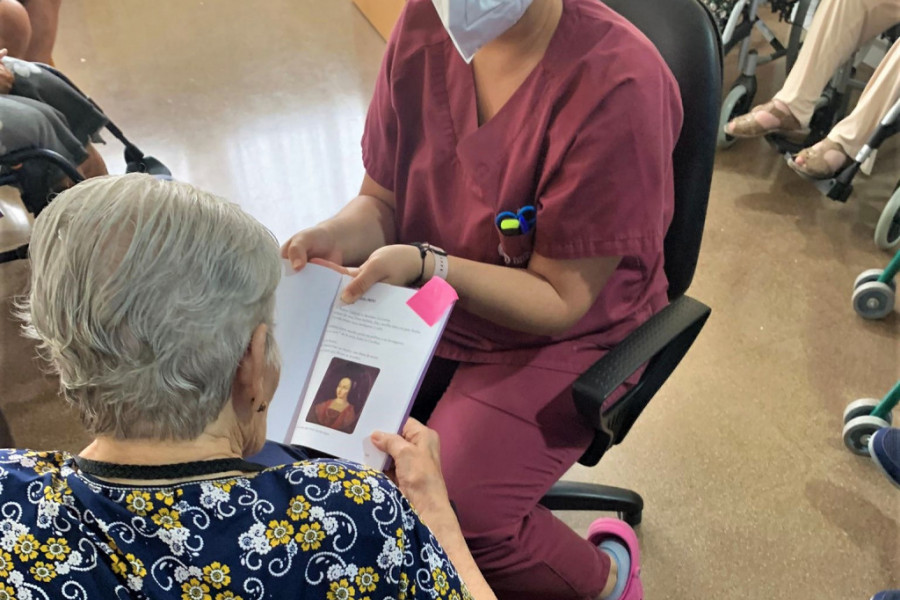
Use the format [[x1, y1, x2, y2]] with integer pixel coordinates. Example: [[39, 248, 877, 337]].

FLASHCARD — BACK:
[[0, 50, 15, 94], [371, 418, 451, 518]]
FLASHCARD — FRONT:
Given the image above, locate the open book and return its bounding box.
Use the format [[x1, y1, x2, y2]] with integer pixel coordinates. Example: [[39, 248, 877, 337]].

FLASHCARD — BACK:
[[266, 262, 457, 470]]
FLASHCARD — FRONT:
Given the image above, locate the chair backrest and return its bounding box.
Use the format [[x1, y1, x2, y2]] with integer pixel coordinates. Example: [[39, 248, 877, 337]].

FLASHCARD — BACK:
[[602, 0, 723, 300]]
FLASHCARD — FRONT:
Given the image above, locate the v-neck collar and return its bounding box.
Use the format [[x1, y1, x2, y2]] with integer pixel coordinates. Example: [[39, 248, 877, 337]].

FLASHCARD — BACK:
[[454, 0, 569, 141]]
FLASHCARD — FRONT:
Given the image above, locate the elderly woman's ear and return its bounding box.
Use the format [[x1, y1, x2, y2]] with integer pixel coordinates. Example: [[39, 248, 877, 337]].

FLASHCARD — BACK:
[[232, 323, 272, 420]]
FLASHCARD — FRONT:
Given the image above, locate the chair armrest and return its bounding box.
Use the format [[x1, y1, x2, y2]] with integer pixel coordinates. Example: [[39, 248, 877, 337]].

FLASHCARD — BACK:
[[573, 295, 711, 434]]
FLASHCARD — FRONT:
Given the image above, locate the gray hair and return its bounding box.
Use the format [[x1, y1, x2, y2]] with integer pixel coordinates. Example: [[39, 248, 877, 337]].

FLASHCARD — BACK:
[[18, 174, 282, 440]]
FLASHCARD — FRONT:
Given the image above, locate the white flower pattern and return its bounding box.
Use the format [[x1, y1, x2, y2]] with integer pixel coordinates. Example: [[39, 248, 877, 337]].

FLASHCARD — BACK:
[[0, 450, 470, 599]]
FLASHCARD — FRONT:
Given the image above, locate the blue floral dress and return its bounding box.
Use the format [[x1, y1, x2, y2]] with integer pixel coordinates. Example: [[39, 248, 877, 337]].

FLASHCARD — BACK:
[[0, 450, 472, 600]]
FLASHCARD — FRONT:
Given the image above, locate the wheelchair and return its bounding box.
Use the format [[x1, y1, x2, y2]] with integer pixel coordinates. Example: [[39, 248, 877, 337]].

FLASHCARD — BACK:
[[813, 98, 900, 251], [0, 65, 171, 265]]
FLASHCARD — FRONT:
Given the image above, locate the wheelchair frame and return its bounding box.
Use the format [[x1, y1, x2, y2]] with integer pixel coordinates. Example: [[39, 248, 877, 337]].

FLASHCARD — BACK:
[[0, 64, 171, 265]]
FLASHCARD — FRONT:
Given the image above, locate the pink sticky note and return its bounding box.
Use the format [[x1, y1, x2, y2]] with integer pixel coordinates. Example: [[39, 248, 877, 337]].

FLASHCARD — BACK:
[[407, 278, 459, 326]]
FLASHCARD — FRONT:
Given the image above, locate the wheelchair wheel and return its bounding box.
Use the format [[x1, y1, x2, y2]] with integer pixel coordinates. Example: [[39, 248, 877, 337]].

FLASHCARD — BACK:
[[842, 415, 890, 456], [852, 281, 895, 319], [717, 84, 753, 150], [843, 398, 892, 426], [874, 181, 900, 250]]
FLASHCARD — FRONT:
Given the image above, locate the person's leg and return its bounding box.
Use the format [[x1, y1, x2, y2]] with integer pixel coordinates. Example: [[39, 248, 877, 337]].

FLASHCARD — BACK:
[[775, 0, 900, 125], [827, 38, 900, 155], [0, 0, 32, 58], [789, 38, 900, 177], [426, 362, 635, 600], [21, 0, 60, 64], [728, 0, 900, 136]]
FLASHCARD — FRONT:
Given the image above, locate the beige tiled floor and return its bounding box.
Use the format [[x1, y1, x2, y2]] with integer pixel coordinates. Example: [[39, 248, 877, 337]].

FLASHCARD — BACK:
[[0, 1, 898, 598]]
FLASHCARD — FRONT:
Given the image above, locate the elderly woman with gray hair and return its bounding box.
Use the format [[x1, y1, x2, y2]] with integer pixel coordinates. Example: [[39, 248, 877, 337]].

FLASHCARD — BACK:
[[0, 174, 494, 600]]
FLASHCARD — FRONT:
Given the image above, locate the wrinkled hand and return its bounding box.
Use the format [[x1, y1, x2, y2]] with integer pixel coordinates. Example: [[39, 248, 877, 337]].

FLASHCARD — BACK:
[[280, 225, 342, 272], [371, 418, 450, 518], [0, 50, 14, 95], [317, 244, 424, 303]]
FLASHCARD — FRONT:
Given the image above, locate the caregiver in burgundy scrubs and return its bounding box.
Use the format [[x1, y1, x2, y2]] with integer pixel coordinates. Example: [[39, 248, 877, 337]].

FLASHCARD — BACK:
[[283, 1, 681, 598]]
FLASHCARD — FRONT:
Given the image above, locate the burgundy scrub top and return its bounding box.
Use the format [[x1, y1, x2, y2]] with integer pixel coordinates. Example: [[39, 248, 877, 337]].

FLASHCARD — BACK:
[[362, 0, 683, 375]]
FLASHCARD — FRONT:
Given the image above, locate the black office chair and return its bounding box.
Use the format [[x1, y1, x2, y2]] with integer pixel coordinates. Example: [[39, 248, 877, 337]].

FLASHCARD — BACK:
[[539, 0, 722, 525]]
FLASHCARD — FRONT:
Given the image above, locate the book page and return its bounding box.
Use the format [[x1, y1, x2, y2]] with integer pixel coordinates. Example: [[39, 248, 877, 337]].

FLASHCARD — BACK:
[[289, 275, 450, 469], [266, 263, 342, 443]]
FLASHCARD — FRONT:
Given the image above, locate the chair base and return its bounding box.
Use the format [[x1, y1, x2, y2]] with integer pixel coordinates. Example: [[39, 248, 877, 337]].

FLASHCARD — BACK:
[[540, 481, 644, 527]]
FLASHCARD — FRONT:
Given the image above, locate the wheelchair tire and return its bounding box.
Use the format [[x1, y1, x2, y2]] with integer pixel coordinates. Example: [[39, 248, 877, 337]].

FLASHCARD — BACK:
[[717, 84, 752, 150], [874, 181, 900, 250]]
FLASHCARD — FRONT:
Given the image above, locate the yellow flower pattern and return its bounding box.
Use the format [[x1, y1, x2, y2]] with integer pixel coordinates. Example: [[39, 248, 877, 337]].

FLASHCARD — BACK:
[[181, 577, 211, 600], [342, 479, 371, 505], [30, 560, 57, 583], [0, 550, 13, 577], [125, 491, 154, 516], [14, 533, 39, 562], [126, 553, 147, 577], [318, 463, 346, 482], [0, 452, 468, 599], [212, 479, 237, 493], [40, 537, 70, 561], [398, 572, 416, 600], [152, 507, 183, 529], [33, 461, 57, 475], [203, 562, 231, 589], [41, 477, 71, 504], [155, 488, 183, 506], [432, 568, 451, 596], [110, 553, 128, 577], [286, 494, 311, 521], [265, 520, 294, 547], [355, 566, 379, 592], [327, 578, 355, 600], [295, 522, 325, 551]]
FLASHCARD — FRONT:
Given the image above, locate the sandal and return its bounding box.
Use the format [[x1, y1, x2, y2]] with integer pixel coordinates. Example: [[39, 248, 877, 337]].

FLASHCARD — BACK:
[[588, 518, 643, 600], [787, 138, 852, 180], [725, 100, 808, 140]]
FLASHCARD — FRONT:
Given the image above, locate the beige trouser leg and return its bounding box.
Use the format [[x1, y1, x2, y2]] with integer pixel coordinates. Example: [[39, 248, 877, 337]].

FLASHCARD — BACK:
[[828, 38, 900, 155], [774, 0, 900, 126]]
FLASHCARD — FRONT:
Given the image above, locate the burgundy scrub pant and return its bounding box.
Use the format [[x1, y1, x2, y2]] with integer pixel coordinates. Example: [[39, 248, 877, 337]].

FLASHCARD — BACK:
[[413, 358, 615, 600]]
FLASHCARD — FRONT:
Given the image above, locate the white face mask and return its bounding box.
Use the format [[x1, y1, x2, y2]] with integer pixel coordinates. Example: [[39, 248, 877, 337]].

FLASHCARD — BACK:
[[432, 0, 535, 63]]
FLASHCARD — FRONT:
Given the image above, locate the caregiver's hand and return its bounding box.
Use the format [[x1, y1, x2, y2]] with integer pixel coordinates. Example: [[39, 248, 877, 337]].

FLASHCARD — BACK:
[[371, 418, 450, 519], [280, 225, 343, 271], [319, 244, 425, 303]]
